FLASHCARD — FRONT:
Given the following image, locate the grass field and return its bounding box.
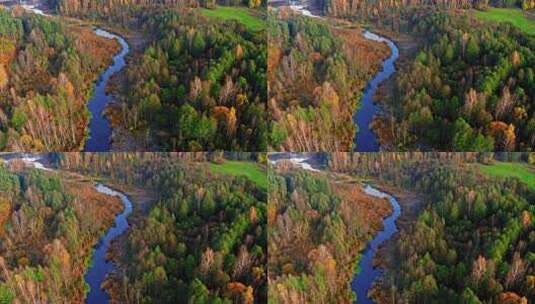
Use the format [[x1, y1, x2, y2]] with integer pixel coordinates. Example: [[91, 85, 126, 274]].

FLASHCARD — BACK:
[[200, 6, 265, 31], [473, 8, 535, 34], [209, 160, 267, 190], [479, 162, 535, 190]]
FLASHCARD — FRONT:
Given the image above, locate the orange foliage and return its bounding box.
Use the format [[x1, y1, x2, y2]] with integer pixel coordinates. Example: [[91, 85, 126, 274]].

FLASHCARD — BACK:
[[499, 292, 528, 304], [488, 121, 516, 151], [226, 282, 254, 304], [0, 198, 11, 236], [521, 210, 531, 227]]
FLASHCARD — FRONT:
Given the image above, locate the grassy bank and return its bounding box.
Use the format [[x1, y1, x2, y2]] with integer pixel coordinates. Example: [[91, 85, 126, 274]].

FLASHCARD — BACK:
[[200, 6, 265, 31], [479, 161, 535, 190], [473, 8, 535, 34], [209, 160, 267, 190]]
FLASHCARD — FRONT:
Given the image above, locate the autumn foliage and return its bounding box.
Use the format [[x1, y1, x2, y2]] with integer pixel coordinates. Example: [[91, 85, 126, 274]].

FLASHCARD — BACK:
[[268, 10, 389, 151], [0, 8, 118, 151]]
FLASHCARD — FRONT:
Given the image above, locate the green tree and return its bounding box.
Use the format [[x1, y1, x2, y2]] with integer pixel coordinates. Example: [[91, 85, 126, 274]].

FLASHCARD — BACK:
[[192, 33, 206, 58]]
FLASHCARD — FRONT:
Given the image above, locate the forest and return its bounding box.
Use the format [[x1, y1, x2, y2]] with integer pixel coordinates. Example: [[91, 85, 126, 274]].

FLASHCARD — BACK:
[[0, 7, 118, 151], [268, 160, 393, 302], [108, 9, 268, 151], [0, 158, 123, 302], [56, 153, 267, 303], [49, 0, 266, 20], [327, 152, 535, 303], [286, 0, 535, 152], [317, 0, 535, 19], [380, 12, 535, 151], [268, 10, 389, 151]]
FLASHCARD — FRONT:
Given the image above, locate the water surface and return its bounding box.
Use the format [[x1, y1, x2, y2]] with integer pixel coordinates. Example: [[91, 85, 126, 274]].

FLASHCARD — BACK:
[[84, 184, 133, 304], [354, 32, 399, 152], [84, 30, 129, 151], [351, 185, 401, 303]]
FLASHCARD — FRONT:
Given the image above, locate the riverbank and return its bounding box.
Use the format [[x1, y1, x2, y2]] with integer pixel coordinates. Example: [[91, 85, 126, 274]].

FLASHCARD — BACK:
[[353, 30, 399, 152], [367, 183, 424, 304], [9, 3, 147, 152], [103, 30, 153, 151], [98, 183, 158, 303], [370, 30, 421, 150], [83, 28, 130, 152]]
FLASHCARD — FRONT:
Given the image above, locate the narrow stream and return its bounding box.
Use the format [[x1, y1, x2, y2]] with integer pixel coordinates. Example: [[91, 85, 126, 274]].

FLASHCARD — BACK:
[[84, 184, 132, 304], [84, 30, 129, 152], [351, 185, 400, 304], [354, 32, 399, 152]]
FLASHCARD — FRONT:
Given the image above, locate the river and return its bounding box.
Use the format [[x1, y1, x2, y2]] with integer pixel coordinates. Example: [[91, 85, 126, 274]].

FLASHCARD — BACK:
[[286, 1, 399, 152], [0, 154, 132, 304], [84, 30, 130, 152], [18, 4, 129, 152], [354, 32, 399, 152], [84, 184, 132, 304], [351, 185, 400, 304]]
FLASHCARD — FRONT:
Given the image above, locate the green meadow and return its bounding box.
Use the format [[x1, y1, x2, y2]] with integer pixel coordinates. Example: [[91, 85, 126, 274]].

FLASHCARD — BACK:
[[209, 160, 267, 190], [479, 161, 535, 190], [200, 6, 265, 31], [474, 8, 535, 34]]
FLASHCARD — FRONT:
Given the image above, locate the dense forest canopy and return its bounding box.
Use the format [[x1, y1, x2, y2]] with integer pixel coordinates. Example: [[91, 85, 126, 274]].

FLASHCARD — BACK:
[[0, 8, 118, 151], [268, 10, 389, 151], [109, 10, 268, 151], [316, 0, 535, 18], [49, 0, 267, 18], [57, 153, 267, 303], [328, 152, 535, 303], [382, 12, 535, 151], [295, 0, 535, 152]]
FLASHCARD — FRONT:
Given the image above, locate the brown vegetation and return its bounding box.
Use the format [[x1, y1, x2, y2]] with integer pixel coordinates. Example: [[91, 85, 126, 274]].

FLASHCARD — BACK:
[[0, 9, 119, 151], [269, 10, 389, 151], [0, 163, 123, 302], [268, 164, 392, 303]]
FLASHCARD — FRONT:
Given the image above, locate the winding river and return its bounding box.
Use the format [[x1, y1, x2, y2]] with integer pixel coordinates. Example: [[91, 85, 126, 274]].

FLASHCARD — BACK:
[[287, 1, 399, 152], [0, 154, 132, 304], [354, 32, 399, 152], [84, 30, 130, 152], [351, 185, 400, 304], [84, 184, 132, 304]]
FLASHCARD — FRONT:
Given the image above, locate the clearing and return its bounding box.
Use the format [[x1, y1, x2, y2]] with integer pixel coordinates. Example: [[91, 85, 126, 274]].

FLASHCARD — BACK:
[[473, 8, 535, 34], [200, 6, 265, 31], [209, 160, 267, 190], [479, 161, 535, 190]]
